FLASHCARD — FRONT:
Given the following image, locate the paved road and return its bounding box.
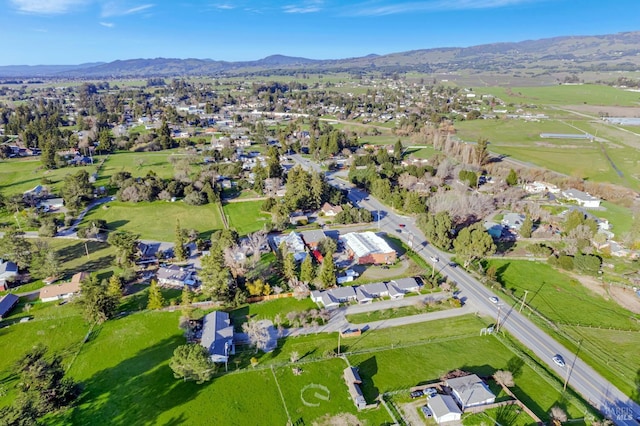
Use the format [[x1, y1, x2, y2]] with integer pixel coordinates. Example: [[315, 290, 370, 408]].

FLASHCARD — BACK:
[[56, 196, 115, 238], [290, 154, 640, 425]]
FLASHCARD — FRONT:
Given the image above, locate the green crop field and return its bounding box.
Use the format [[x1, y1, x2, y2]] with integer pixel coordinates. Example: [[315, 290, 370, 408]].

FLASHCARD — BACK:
[[471, 84, 640, 106], [81, 200, 223, 241], [488, 259, 640, 397], [222, 200, 272, 236]]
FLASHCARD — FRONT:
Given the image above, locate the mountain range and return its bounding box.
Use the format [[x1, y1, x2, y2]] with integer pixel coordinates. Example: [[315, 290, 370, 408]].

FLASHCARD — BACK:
[[2, 31, 640, 79]]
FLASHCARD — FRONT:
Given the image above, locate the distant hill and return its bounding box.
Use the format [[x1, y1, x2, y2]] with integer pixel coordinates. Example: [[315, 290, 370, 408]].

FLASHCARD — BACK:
[[2, 31, 640, 78]]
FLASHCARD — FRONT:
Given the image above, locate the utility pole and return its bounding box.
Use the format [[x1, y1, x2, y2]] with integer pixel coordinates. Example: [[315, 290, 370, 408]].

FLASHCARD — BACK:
[[377, 210, 380, 230], [519, 290, 529, 313], [337, 331, 341, 356], [85, 241, 90, 259], [564, 339, 583, 391], [495, 305, 502, 332]]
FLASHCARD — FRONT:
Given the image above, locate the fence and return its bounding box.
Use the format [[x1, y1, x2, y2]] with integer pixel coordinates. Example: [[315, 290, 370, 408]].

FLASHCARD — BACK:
[[246, 292, 294, 303]]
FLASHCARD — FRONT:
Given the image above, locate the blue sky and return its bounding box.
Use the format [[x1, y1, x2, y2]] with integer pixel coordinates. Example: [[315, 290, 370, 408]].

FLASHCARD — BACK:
[[1, 0, 639, 65]]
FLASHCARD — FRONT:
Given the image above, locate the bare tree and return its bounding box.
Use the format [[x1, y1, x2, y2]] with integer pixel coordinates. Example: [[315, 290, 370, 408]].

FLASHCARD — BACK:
[[290, 351, 300, 363], [223, 245, 246, 278], [549, 406, 567, 426], [242, 320, 271, 353], [247, 230, 268, 266], [493, 370, 515, 387]]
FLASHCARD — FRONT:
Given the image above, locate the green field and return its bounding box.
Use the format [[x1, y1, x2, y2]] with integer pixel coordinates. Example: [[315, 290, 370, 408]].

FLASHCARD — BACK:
[[0, 296, 596, 425], [81, 200, 223, 241], [488, 259, 640, 397], [0, 158, 89, 196], [471, 84, 640, 106], [222, 200, 272, 236], [346, 300, 456, 324], [229, 297, 317, 331]]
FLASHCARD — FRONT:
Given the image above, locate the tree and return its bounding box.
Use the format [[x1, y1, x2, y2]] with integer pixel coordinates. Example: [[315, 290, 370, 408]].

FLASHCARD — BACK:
[[417, 212, 452, 250], [506, 169, 518, 186], [78, 275, 119, 324], [317, 237, 337, 257], [174, 220, 187, 261], [107, 274, 123, 299], [147, 280, 165, 310], [393, 139, 403, 161], [549, 406, 567, 426], [169, 344, 216, 384], [493, 370, 515, 387], [300, 255, 315, 284], [318, 252, 336, 288], [0, 228, 32, 269], [474, 137, 490, 167], [1, 345, 79, 424], [199, 247, 232, 301], [453, 224, 496, 268], [61, 170, 93, 214], [107, 231, 139, 267], [29, 241, 60, 279], [520, 215, 533, 238], [283, 252, 297, 282], [247, 230, 267, 266], [246, 279, 272, 297], [242, 320, 272, 353]]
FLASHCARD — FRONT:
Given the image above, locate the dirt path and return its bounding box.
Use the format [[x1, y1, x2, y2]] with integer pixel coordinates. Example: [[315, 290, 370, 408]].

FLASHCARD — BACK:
[[399, 400, 427, 426], [568, 272, 640, 314]]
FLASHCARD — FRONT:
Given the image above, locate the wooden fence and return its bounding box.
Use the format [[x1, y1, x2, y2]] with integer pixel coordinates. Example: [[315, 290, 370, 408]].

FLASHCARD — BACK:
[[246, 292, 294, 303]]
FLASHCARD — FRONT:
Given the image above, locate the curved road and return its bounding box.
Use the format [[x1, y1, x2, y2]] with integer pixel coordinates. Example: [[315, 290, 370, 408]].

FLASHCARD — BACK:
[[291, 154, 640, 425]]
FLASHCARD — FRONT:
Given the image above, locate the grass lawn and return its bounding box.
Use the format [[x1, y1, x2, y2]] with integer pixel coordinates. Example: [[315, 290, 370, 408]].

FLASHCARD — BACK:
[[228, 297, 318, 331], [488, 259, 640, 397], [222, 200, 272, 236], [454, 118, 582, 144], [346, 299, 458, 324], [0, 158, 96, 196], [81, 200, 223, 241], [273, 358, 393, 425], [462, 405, 536, 426], [0, 302, 91, 408], [599, 201, 634, 236], [471, 84, 640, 106]]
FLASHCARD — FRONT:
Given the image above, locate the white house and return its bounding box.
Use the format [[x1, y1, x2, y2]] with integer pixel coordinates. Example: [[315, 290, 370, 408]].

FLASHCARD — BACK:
[[428, 394, 462, 424], [562, 189, 601, 208], [40, 281, 81, 303], [446, 374, 496, 409]]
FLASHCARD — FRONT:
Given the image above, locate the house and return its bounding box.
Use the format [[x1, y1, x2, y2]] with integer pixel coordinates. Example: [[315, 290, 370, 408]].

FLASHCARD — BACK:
[[329, 286, 357, 303], [37, 197, 64, 212], [341, 232, 397, 265], [0, 294, 19, 320], [501, 213, 526, 231], [343, 366, 367, 410], [562, 189, 601, 208], [157, 264, 197, 288], [40, 281, 81, 303], [310, 286, 357, 308], [321, 202, 343, 217], [523, 181, 560, 194], [355, 287, 373, 304], [70, 271, 90, 285], [0, 259, 19, 290], [446, 374, 496, 409], [301, 230, 327, 250], [428, 394, 463, 424], [200, 311, 235, 363], [387, 283, 405, 299], [289, 214, 309, 225], [359, 282, 389, 299], [272, 232, 307, 262], [310, 290, 339, 309], [389, 277, 420, 293]]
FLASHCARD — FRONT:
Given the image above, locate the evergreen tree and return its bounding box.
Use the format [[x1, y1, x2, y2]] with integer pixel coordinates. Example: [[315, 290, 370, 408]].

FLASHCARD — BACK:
[[393, 139, 403, 161], [79, 275, 119, 324], [169, 344, 216, 384], [453, 224, 497, 268], [318, 252, 336, 288], [107, 231, 139, 267], [283, 252, 298, 282], [147, 280, 165, 310], [174, 220, 187, 261], [520, 215, 533, 238], [506, 169, 518, 186], [107, 274, 123, 299], [300, 254, 314, 284]]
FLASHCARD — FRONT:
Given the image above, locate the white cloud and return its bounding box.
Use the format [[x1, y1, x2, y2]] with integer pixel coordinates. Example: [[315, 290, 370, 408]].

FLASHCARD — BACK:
[[214, 3, 234, 9], [99, 21, 115, 27], [9, 0, 90, 14], [283, 0, 323, 14], [101, 2, 154, 17], [348, 0, 540, 16]]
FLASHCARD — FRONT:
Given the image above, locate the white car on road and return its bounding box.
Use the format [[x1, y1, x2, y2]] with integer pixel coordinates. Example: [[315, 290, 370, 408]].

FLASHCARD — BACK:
[[552, 355, 566, 367], [489, 296, 499, 304]]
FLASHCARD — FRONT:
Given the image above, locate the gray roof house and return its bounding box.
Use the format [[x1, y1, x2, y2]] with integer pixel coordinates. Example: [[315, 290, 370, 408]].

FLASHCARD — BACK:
[[355, 287, 373, 304], [200, 311, 235, 363], [0, 294, 19, 320], [387, 283, 405, 299], [446, 374, 496, 409], [330, 286, 357, 303], [343, 367, 367, 410], [562, 189, 601, 208], [389, 277, 420, 293], [501, 213, 526, 231], [428, 394, 462, 424], [360, 282, 389, 299], [310, 290, 339, 308], [156, 264, 197, 288], [0, 259, 18, 290], [300, 229, 327, 250]]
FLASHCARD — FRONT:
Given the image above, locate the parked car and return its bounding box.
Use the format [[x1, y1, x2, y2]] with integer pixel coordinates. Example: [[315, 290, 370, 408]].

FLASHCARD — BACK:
[[424, 387, 438, 398], [410, 390, 423, 398], [552, 355, 566, 367], [421, 405, 433, 417]]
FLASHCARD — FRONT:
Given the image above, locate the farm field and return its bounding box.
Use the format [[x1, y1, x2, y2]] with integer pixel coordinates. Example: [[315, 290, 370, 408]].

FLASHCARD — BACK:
[[81, 200, 223, 241], [0, 297, 596, 425], [222, 200, 272, 236], [470, 84, 640, 106], [488, 259, 640, 397]]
